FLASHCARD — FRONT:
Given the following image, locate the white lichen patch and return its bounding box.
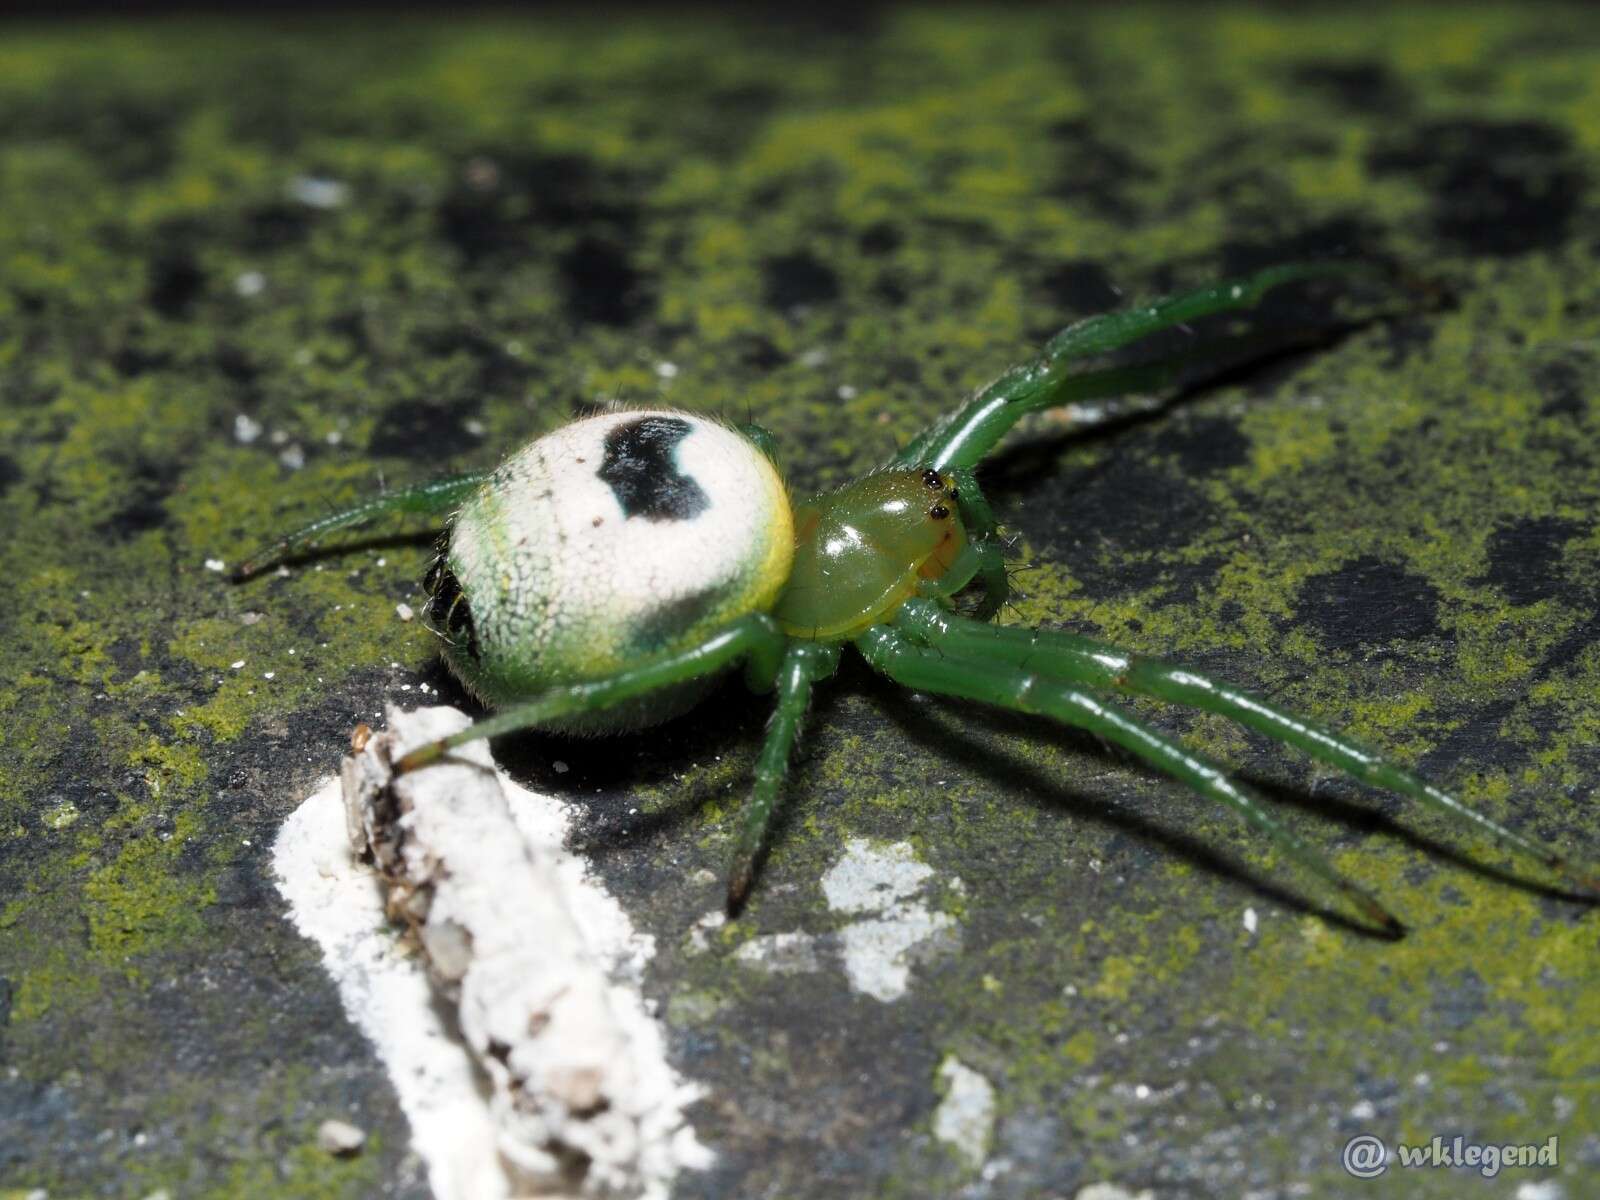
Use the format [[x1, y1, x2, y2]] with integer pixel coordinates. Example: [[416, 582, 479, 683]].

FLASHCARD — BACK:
[[274, 705, 711, 1200], [835, 910, 956, 1002], [684, 908, 726, 955], [823, 838, 959, 1002], [1075, 1184, 1156, 1200], [933, 1056, 995, 1169], [821, 838, 935, 913], [732, 930, 821, 975], [722, 838, 961, 1001]]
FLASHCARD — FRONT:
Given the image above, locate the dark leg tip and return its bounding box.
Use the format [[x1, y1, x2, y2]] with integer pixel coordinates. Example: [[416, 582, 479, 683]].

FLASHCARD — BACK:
[[725, 866, 753, 918], [395, 743, 442, 773]]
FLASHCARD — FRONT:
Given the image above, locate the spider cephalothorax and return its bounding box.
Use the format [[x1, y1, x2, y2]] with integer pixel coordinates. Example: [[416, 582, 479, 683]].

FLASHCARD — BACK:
[[239, 262, 1596, 927]]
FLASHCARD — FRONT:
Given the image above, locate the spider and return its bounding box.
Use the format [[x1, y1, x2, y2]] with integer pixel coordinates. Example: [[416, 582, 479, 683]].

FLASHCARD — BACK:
[[237, 262, 1593, 932]]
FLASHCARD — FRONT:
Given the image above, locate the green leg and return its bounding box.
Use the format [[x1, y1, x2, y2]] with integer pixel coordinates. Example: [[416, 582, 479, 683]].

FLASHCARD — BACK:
[[893, 600, 1597, 895], [397, 615, 789, 770], [892, 358, 1187, 472], [234, 471, 491, 579], [896, 262, 1371, 472], [856, 625, 1404, 935], [948, 467, 1010, 619], [727, 641, 840, 912]]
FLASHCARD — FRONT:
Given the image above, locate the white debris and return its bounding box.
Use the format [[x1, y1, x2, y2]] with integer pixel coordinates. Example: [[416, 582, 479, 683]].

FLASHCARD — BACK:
[[1242, 906, 1258, 934], [395, 603, 415, 622], [820, 839, 958, 1002], [234, 271, 266, 298], [654, 361, 678, 379], [274, 705, 711, 1200], [230, 660, 245, 670], [278, 443, 307, 470], [316, 1118, 366, 1156], [204, 558, 226, 573], [233, 413, 263, 443], [289, 175, 349, 209], [932, 1056, 995, 1168], [1516, 1184, 1566, 1200]]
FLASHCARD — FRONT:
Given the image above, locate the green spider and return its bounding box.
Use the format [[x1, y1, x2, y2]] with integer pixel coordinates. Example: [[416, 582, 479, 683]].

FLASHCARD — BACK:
[[238, 262, 1594, 931]]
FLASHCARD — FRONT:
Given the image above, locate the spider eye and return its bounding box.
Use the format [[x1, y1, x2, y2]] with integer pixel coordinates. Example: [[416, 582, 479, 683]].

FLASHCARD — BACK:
[[922, 468, 943, 489], [929, 503, 950, 521]]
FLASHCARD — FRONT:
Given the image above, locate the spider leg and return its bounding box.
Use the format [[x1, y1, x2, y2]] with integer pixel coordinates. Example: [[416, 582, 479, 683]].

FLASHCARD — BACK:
[[895, 261, 1371, 472], [893, 600, 1598, 896], [947, 467, 1010, 619], [856, 624, 1405, 935], [727, 641, 840, 912], [233, 470, 492, 579], [893, 358, 1188, 472], [396, 615, 789, 770]]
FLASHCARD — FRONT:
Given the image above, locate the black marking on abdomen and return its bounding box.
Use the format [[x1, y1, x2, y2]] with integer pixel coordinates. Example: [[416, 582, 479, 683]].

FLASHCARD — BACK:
[[599, 416, 709, 522], [424, 534, 480, 660]]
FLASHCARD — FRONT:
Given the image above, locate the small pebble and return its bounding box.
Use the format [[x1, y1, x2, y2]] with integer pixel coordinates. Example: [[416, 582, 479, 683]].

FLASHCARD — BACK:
[[316, 1118, 366, 1156], [396, 603, 415, 621], [290, 176, 349, 209]]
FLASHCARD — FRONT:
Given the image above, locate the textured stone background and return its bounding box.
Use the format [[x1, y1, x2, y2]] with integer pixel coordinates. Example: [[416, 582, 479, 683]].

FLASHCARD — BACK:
[[2, 7, 1598, 1198]]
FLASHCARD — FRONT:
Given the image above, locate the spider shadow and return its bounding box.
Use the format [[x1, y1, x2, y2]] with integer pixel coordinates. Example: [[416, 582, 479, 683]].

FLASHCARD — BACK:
[[858, 667, 1407, 937], [872, 662, 1591, 928], [478, 667, 780, 850], [975, 319, 1376, 508], [1236, 768, 1591, 906]]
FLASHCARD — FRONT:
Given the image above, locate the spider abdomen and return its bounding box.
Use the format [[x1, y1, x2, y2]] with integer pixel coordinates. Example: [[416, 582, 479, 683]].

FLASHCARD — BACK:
[[773, 468, 965, 640], [431, 410, 793, 724]]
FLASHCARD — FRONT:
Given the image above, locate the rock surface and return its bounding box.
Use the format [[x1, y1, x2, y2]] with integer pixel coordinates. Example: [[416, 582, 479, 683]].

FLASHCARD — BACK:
[[2, 8, 1598, 1198]]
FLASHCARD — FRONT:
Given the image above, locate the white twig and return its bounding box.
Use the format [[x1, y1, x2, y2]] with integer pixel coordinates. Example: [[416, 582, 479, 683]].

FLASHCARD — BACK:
[[273, 703, 711, 1198]]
